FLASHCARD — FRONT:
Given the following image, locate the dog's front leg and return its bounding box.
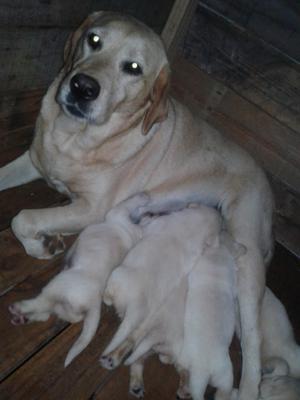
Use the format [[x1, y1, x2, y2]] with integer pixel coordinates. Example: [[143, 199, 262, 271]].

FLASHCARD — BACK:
[[11, 198, 96, 259], [0, 151, 41, 191]]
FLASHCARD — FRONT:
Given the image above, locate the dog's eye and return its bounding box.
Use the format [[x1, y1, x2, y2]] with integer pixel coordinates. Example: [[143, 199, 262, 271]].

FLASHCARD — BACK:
[[122, 61, 143, 76], [87, 33, 102, 50]]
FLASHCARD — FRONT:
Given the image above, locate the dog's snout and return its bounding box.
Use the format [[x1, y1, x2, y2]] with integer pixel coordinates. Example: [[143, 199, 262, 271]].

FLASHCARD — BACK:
[[70, 73, 100, 101]]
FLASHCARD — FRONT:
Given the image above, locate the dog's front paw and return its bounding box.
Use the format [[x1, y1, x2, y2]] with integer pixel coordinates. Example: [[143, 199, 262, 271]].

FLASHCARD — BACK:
[[39, 233, 66, 257], [11, 211, 66, 259]]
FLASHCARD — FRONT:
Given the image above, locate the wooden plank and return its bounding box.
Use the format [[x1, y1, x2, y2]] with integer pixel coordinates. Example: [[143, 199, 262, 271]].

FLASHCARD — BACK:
[[0, 89, 44, 119], [0, 28, 69, 93], [0, 260, 67, 381], [0, 306, 118, 400], [0, 227, 76, 296], [0, 0, 173, 32], [275, 218, 300, 260], [0, 1, 174, 94], [199, 0, 300, 63], [0, 111, 38, 135], [182, 2, 300, 136], [0, 90, 42, 177], [0, 0, 99, 28], [267, 244, 300, 335], [93, 356, 181, 400], [0, 228, 53, 295], [171, 57, 300, 192], [0, 126, 35, 166], [162, 0, 197, 61]]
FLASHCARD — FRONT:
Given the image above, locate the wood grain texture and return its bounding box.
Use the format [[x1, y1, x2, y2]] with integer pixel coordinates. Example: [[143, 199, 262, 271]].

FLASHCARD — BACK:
[[93, 356, 180, 400], [0, 261, 67, 381], [0, 306, 118, 400], [0, 0, 174, 94], [182, 1, 300, 136]]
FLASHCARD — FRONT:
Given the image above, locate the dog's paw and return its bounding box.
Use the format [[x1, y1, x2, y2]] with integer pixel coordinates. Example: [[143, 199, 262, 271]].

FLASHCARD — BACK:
[[99, 354, 118, 370], [9, 303, 29, 325], [130, 385, 145, 398], [38, 233, 66, 258]]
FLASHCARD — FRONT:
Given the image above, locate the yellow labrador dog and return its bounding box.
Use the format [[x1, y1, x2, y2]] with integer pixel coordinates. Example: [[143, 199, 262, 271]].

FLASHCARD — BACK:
[[0, 12, 273, 399]]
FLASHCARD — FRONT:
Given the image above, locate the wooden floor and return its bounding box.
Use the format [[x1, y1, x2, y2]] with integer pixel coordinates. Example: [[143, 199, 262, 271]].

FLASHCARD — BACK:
[[0, 67, 299, 400], [0, 180, 299, 400]]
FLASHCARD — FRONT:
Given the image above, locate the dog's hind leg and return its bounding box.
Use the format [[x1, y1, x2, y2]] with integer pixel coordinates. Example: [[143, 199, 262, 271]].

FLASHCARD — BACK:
[[212, 353, 234, 400], [129, 359, 145, 398], [100, 338, 134, 369], [0, 151, 41, 191], [101, 303, 143, 356], [189, 369, 209, 400], [176, 368, 191, 399], [9, 296, 51, 324]]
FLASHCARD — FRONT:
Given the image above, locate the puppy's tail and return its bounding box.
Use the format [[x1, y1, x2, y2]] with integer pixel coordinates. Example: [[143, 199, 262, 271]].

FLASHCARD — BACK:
[[64, 304, 101, 367]]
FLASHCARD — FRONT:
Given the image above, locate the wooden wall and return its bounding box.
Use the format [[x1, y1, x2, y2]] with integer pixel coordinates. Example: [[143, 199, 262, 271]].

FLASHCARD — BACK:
[[0, 0, 174, 94], [178, 0, 300, 256]]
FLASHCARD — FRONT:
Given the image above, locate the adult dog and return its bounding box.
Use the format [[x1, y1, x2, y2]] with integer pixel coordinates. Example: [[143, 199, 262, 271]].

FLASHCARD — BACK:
[[0, 12, 273, 399]]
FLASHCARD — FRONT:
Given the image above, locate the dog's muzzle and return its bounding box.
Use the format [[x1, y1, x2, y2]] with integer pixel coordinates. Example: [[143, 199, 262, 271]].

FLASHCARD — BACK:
[[57, 73, 101, 119], [70, 73, 101, 101]]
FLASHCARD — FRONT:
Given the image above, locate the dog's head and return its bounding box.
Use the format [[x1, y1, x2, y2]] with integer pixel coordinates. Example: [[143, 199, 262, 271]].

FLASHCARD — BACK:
[[56, 12, 170, 134]]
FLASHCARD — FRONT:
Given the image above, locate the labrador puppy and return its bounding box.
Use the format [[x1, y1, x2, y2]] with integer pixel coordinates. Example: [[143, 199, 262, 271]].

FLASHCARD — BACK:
[[101, 205, 239, 400], [259, 357, 300, 400], [9, 193, 148, 367], [0, 12, 274, 398]]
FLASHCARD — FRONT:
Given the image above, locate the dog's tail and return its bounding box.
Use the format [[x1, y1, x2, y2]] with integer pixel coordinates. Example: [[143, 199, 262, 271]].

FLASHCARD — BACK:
[[64, 304, 101, 367]]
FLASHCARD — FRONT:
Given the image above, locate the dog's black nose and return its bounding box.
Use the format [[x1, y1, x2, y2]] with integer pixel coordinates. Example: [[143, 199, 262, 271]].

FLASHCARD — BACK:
[[70, 73, 100, 101]]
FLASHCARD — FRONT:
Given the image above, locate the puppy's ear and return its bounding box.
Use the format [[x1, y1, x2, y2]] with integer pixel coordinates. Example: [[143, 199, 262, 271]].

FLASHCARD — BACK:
[[142, 65, 170, 135], [63, 11, 104, 71]]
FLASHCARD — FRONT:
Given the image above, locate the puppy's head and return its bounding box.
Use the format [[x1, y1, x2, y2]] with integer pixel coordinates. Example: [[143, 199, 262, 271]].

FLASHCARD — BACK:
[[56, 12, 170, 132]]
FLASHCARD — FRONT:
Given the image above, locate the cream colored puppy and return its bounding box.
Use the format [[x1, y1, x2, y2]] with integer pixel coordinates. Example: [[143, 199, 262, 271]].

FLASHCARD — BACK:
[[9, 193, 148, 367], [259, 357, 300, 400], [102, 205, 241, 400]]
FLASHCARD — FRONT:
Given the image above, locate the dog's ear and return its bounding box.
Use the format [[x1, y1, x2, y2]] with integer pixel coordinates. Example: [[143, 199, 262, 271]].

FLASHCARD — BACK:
[[142, 65, 170, 135], [63, 11, 104, 71]]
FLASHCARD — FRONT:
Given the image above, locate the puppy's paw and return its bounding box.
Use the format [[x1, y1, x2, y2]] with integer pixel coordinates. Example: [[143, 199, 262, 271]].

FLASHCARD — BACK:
[[130, 385, 145, 398], [9, 303, 29, 325], [99, 354, 118, 370]]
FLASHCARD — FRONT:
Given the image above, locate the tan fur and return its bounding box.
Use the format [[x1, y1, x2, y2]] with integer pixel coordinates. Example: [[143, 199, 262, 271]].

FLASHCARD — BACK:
[[0, 12, 274, 400]]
